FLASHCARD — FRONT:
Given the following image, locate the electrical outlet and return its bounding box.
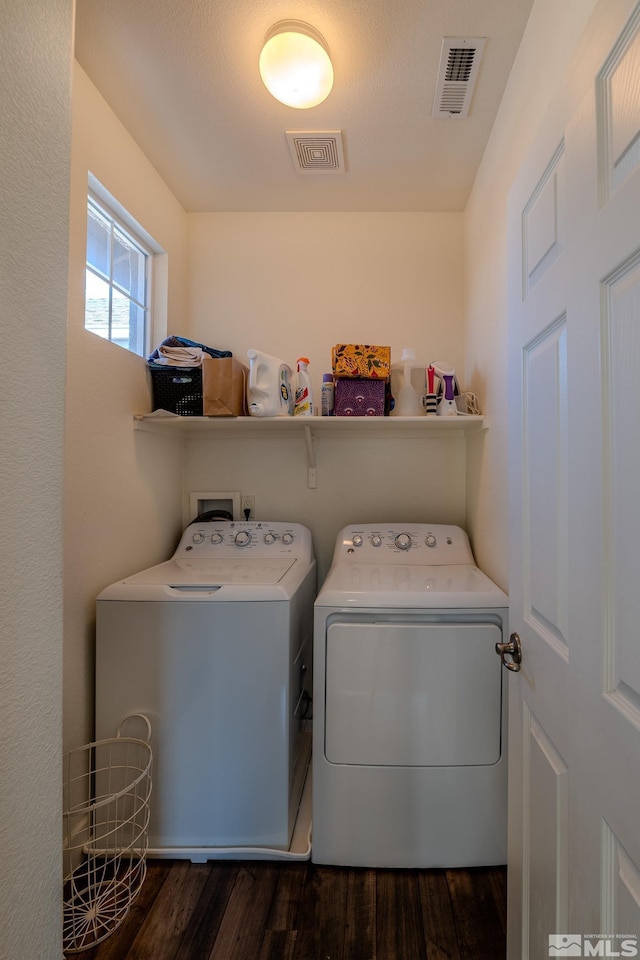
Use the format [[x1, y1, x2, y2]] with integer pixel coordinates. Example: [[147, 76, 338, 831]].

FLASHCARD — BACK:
[[241, 495, 255, 518]]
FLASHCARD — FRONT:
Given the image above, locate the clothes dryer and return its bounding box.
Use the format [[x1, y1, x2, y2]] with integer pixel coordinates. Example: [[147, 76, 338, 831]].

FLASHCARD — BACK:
[[313, 523, 508, 868], [96, 520, 315, 861]]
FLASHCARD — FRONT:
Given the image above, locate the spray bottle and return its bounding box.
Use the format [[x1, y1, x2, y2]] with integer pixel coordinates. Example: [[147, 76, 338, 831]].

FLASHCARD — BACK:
[[294, 357, 314, 416]]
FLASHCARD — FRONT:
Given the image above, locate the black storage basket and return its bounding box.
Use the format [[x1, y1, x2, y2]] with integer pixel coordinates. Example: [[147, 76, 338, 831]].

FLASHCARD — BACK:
[[148, 365, 203, 416]]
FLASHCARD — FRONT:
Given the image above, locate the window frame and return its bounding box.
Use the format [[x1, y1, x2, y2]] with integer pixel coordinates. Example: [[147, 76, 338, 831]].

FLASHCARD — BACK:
[[84, 184, 155, 357]]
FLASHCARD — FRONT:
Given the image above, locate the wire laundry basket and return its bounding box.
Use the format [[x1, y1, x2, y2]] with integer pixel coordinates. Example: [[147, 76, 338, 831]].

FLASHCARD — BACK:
[[62, 715, 152, 954]]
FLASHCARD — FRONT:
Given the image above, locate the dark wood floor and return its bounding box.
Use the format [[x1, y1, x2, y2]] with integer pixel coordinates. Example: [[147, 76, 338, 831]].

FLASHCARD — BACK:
[[70, 859, 507, 960]]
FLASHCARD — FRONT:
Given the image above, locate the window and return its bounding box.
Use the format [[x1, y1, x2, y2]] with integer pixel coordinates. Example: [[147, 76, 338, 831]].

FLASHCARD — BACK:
[[85, 194, 152, 356]]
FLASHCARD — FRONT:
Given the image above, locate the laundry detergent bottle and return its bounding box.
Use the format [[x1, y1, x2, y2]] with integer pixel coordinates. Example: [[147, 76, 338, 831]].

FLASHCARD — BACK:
[[247, 349, 293, 417], [294, 357, 314, 416]]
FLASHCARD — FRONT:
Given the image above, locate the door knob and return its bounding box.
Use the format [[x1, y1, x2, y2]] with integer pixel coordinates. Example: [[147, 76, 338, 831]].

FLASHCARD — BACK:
[[495, 632, 522, 672]]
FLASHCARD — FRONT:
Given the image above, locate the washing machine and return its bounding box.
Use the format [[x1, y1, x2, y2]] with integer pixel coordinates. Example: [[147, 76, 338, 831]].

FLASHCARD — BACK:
[[312, 523, 508, 868], [96, 520, 315, 861]]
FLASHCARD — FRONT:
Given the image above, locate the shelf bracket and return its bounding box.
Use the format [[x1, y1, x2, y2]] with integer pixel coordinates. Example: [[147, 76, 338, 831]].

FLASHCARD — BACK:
[[303, 425, 317, 489]]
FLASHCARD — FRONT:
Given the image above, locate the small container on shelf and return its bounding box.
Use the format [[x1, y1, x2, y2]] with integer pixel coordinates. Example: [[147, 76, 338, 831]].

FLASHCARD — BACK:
[[321, 374, 335, 416]]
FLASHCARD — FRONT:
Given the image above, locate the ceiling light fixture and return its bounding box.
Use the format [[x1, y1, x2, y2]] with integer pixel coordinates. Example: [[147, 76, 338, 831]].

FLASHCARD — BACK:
[[259, 20, 333, 109]]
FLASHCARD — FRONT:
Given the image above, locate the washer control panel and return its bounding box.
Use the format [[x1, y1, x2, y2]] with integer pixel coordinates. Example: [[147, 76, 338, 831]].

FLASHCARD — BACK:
[[175, 521, 313, 561], [336, 523, 475, 565]]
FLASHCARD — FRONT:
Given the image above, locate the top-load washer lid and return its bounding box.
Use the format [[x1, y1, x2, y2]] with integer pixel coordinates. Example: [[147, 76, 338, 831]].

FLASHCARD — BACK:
[[120, 557, 297, 587], [97, 520, 315, 602], [315, 523, 508, 609]]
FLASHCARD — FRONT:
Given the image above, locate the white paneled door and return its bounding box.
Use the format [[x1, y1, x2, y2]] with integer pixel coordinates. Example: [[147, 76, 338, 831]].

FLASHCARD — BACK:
[[507, 1, 640, 957]]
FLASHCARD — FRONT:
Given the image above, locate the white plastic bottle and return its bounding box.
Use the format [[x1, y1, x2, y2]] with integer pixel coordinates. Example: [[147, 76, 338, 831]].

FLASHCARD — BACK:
[[391, 347, 422, 417], [246, 349, 293, 417], [294, 357, 314, 416]]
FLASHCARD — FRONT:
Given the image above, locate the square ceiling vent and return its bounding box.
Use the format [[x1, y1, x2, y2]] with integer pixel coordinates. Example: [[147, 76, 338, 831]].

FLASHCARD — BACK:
[[286, 131, 346, 174], [432, 37, 487, 118]]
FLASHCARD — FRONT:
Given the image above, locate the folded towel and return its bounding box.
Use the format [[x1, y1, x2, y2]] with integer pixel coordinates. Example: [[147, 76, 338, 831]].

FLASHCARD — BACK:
[[148, 336, 232, 370], [153, 345, 205, 366]]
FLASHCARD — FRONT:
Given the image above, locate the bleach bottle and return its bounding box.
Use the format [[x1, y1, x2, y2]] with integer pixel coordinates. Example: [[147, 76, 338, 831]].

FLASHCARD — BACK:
[[294, 357, 314, 416], [247, 349, 293, 417]]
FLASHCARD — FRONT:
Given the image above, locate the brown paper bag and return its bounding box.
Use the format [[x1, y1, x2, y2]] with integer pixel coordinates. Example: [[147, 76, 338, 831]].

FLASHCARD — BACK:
[[201, 356, 248, 416]]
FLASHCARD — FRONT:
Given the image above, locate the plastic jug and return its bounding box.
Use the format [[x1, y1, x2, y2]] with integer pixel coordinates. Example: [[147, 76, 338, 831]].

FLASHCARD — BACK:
[[247, 349, 294, 417]]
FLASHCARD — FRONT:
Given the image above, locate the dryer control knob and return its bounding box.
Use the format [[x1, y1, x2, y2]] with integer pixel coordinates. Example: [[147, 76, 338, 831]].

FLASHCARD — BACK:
[[394, 533, 412, 550], [264, 533, 276, 544], [425, 534, 437, 547], [192, 533, 205, 544], [210, 533, 223, 544], [234, 531, 251, 546], [282, 533, 294, 545], [352, 535, 363, 547], [371, 535, 382, 547]]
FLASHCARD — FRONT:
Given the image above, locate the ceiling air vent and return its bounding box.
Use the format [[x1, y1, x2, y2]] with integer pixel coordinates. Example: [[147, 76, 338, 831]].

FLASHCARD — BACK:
[[286, 131, 346, 174], [432, 37, 486, 118]]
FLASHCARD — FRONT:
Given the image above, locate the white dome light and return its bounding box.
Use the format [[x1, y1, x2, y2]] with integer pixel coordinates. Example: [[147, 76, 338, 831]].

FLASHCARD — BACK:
[[259, 21, 334, 109]]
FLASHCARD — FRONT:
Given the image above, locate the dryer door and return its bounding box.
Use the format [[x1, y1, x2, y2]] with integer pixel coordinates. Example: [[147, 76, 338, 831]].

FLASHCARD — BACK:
[[324, 620, 503, 766]]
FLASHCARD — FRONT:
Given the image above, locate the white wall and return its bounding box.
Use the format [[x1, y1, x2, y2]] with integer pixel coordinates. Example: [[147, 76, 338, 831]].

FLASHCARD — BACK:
[[0, 2, 72, 956], [185, 433, 467, 585], [186, 213, 468, 577], [188, 213, 465, 400], [64, 65, 189, 753], [463, 0, 599, 588]]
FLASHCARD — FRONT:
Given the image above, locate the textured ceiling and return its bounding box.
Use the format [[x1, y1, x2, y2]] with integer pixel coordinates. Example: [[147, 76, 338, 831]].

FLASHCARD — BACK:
[[74, 0, 534, 213]]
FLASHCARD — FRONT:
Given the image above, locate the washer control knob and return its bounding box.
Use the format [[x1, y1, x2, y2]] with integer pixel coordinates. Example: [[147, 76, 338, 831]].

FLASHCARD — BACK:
[[425, 534, 437, 548], [264, 533, 276, 545], [282, 533, 294, 545], [210, 533, 223, 544], [192, 533, 205, 544], [394, 533, 412, 551], [371, 535, 382, 547], [352, 534, 363, 547], [234, 530, 251, 546]]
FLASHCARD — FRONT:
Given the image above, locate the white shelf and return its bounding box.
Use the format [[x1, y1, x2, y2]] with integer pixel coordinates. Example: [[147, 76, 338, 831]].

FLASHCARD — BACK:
[[133, 414, 488, 487], [133, 413, 487, 436]]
